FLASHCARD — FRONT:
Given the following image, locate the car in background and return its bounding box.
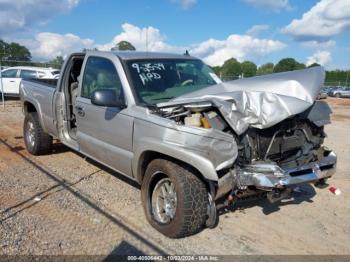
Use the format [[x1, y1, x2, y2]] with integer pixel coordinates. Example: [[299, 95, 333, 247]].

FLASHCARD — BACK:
[[0, 66, 60, 96], [317, 87, 329, 99], [328, 87, 350, 98]]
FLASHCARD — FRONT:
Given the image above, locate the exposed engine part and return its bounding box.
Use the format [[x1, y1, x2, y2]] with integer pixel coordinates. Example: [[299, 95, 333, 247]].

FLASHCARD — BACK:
[[203, 111, 228, 131], [267, 188, 292, 203], [237, 118, 326, 169], [184, 113, 202, 127], [154, 103, 230, 131]]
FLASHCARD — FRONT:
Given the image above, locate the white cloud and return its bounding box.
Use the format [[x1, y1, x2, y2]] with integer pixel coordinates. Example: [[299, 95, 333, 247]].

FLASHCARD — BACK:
[[243, 0, 291, 11], [0, 0, 80, 34], [246, 24, 270, 36], [301, 40, 336, 50], [283, 0, 350, 41], [306, 51, 332, 66], [97, 23, 286, 67], [171, 0, 197, 9], [97, 23, 183, 53], [190, 35, 286, 66], [17, 23, 285, 65], [22, 32, 94, 60]]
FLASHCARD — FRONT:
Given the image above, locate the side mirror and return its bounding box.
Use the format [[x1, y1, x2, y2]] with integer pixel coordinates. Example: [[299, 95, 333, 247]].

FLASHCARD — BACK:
[[91, 89, 126, 108]]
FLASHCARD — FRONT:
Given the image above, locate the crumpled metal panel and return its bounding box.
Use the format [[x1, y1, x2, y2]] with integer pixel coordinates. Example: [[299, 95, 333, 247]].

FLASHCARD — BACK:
[[163, 67, 325, 135], [130, 106, 239, 180]]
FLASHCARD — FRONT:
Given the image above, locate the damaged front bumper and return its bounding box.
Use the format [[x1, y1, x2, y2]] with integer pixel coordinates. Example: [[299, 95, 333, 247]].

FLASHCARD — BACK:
[[217, 150, 337, 200], [237, 150, 337, 189]]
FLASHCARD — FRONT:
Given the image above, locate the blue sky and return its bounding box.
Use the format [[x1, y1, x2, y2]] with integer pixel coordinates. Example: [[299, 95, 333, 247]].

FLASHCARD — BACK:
[[1, 0, 349, 69]]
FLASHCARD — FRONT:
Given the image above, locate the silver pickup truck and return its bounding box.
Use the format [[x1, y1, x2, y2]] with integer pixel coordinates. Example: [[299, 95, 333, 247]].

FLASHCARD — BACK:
[[20, 51, 337, 238]]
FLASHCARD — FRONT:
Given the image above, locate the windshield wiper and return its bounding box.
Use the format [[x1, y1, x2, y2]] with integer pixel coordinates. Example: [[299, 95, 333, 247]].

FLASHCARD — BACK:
[[152, 97, 175, 101]]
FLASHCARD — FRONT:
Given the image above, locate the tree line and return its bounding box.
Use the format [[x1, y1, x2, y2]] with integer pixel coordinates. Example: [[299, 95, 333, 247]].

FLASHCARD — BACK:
[[0, 39, 64, 69], [213, 57, 349, 86], [0, 39, 349, 85]]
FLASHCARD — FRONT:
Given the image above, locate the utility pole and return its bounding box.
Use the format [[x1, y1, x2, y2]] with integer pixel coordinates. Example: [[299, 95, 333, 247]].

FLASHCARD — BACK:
[[145, 28, 149, 54], [346, 70, 349, 88]]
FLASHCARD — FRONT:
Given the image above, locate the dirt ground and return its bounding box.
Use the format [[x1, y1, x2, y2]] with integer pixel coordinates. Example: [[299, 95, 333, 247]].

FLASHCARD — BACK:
[[0, 97, 349, 256]]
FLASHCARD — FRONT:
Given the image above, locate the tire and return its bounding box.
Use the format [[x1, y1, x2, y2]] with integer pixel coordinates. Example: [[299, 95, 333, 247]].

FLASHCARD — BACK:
[[23, 112, 52, 155], [141, 159, 208, 238], [335, 93, 341, 98]]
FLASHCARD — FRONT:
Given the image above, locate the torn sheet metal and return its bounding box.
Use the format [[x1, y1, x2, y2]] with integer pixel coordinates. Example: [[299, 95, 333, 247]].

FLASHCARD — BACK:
[[159, 67, 325, 135], [236, 150, 337, 189], [132, 115, 238, 178]]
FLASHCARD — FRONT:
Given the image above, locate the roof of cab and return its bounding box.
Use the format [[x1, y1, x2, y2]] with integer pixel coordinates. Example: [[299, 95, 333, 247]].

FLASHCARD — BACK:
[[86, 50, 198, 60]]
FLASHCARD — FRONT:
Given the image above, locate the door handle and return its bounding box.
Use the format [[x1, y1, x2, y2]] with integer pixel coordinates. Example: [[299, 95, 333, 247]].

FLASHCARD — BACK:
[[75, 105, 85, 117], [9, 81, 15, 83]]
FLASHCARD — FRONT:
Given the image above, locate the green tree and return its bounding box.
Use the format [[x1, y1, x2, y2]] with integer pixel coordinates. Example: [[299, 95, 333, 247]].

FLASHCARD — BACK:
[[325, 70, 350, 86], [274, 58, 306, 73], [307, 62, 321, 68], [0, 40, 9, 60], [0, 40, 31, 61], [111, 41, 136, 51], [211, 66, 221, 76], [257, 63, 274, 75], [241, 61, 257, 77], [49, 56, 64, 69], [221, 58, 241, 80]]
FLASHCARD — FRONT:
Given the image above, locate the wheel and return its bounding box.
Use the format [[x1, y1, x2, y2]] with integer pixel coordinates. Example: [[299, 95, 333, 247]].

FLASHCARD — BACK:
[[335, 93, 341, 98], [23, 112, 52, 155], [141, 159, 208, 238]]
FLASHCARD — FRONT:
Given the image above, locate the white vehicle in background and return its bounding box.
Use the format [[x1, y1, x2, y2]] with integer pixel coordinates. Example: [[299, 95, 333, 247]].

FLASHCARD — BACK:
[[0, 66, 60, 97]]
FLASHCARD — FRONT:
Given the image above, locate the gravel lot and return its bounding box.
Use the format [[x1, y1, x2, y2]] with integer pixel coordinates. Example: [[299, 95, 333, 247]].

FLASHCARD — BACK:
[[0, 98, 349, 256]]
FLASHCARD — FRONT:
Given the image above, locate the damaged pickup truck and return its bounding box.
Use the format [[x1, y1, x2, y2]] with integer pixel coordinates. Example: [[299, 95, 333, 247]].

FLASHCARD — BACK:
[[20, 51, 337, 238]]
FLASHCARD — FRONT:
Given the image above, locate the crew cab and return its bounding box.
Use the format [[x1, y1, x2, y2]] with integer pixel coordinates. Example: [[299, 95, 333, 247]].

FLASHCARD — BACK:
[[20, 51, 337, 238]]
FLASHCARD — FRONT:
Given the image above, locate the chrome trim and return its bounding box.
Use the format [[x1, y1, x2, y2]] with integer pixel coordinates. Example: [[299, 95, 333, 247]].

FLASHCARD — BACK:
[[237, 151, 337, 189]]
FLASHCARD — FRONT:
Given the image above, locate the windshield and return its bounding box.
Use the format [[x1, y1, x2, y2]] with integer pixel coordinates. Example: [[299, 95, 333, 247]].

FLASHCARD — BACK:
[[125, 59, 222, 105]]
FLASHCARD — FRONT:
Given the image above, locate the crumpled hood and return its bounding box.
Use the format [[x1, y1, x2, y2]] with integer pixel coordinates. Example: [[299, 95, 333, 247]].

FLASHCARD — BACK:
[[159, 66, 325, 135]]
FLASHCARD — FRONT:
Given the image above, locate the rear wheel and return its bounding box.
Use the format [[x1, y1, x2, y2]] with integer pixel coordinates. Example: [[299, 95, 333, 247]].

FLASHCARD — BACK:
[[23, 112, 52, 155], [335, 93, 341, 98], [141, 159, 208, 238]]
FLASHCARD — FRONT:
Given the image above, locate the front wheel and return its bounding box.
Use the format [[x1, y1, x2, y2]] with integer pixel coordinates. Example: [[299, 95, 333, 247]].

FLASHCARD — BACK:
[[23, 112, 52, 155], [141, 159, 208, 238], [335, 93, 341, 98]]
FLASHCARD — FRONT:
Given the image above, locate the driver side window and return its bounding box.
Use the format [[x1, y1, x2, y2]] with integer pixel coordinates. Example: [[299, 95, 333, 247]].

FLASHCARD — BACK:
[[81, 57, 123, 100]]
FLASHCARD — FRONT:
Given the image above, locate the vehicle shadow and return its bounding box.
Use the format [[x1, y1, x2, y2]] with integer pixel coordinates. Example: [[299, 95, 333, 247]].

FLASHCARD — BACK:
[[51, 142, 72, 154], [0, 138, 168, 256], [84, 157, 140, 189], [50, 141, 140, 189], [217, 184, 317, 217], [104, 241, 147, 261]]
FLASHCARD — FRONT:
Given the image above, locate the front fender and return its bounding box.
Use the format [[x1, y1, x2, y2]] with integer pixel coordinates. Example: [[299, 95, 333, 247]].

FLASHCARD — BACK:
[[132, 118, 238, 182], [133, 137, 220, 182]]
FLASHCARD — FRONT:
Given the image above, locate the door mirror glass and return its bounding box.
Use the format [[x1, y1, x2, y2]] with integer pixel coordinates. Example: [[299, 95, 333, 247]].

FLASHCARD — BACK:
[[91, 89, 126, 108]]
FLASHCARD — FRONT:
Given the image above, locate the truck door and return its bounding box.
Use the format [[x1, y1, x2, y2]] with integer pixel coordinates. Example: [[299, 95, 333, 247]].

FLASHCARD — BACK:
[[1, 69, 20, 95], [75, 56, 134, 177]]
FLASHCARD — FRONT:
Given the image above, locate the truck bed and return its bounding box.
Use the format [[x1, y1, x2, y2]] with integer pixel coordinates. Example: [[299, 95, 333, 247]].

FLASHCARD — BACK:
[[20, 79, 57, 136], [24, 78, 58, 88]]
